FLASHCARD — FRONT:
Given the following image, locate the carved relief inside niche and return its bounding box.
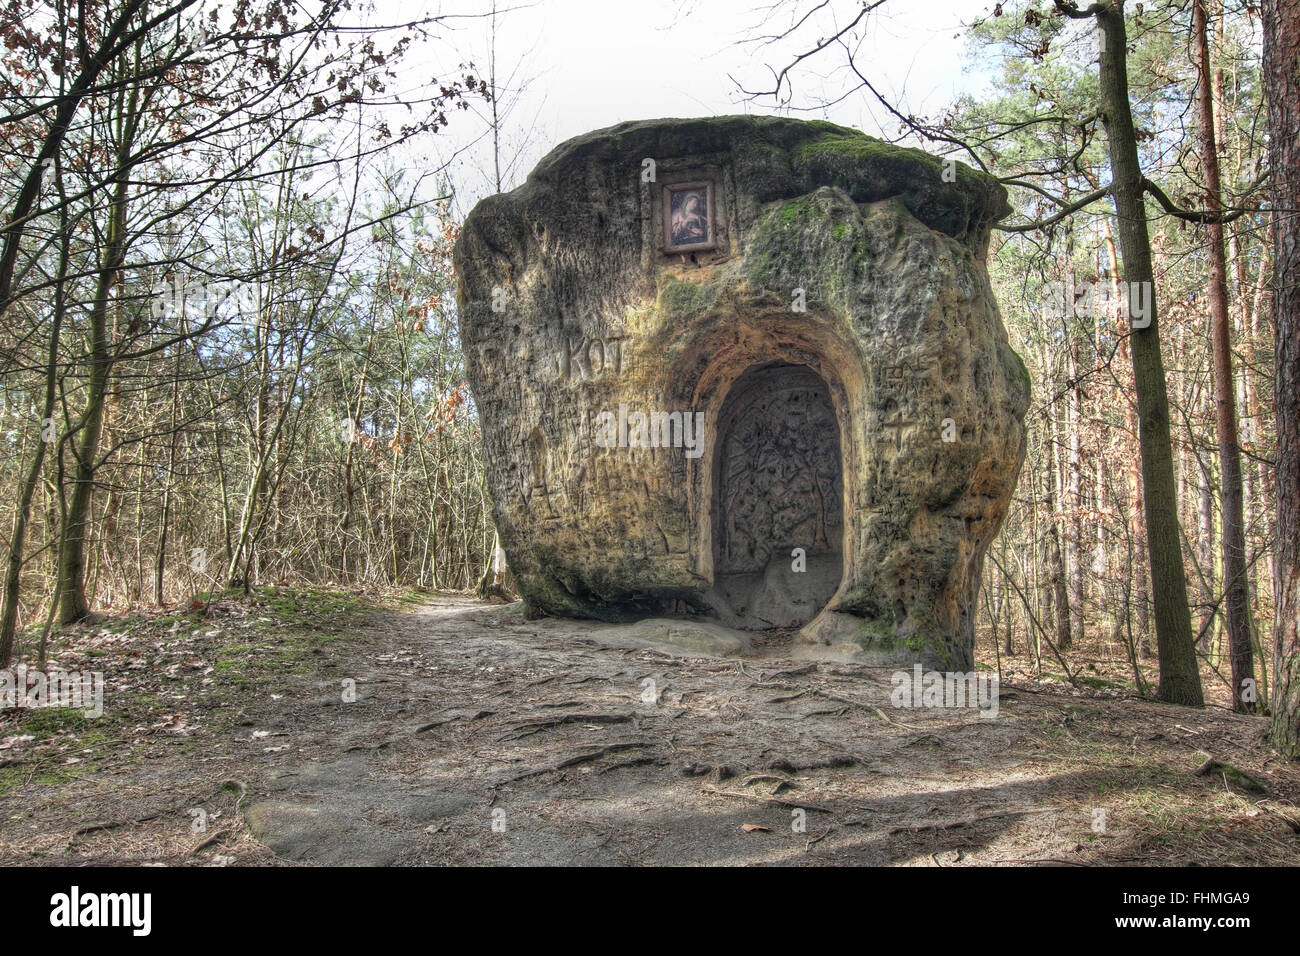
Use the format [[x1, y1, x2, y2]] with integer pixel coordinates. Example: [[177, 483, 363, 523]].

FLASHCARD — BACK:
[[707, 363, 843, 628]]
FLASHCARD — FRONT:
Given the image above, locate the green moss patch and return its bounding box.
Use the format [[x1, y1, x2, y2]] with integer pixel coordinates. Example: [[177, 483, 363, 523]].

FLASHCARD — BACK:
[[18, 707, 89, 738], [659, 275, 719, 320]]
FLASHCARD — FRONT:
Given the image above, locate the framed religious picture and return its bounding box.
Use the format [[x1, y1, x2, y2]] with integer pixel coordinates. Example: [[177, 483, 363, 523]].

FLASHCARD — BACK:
[[662, 181, 715, 253]]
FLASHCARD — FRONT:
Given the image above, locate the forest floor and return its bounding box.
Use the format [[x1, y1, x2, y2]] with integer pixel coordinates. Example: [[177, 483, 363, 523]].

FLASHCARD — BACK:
[[2, 587, 1299, 866]]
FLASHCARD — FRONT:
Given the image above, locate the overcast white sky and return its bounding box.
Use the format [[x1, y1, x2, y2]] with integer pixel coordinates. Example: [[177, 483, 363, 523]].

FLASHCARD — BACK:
[[378, 0, 1001, 211]]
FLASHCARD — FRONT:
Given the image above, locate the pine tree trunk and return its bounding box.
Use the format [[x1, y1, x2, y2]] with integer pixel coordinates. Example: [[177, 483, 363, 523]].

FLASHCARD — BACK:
[[1097, 0, 1203, 705], [1194, 0, 1255, 711], [1264, 0, 1300, 754], [1048, 389, 1074, 652], [1198, 463, 1217, 653]]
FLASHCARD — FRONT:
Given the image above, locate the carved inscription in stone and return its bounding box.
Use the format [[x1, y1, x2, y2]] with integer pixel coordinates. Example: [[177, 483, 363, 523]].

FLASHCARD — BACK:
[[558, 335, 628, 381]]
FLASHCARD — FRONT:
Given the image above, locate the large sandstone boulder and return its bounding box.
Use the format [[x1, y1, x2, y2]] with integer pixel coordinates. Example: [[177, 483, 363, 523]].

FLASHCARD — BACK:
[[454, 115, 1029, 669]]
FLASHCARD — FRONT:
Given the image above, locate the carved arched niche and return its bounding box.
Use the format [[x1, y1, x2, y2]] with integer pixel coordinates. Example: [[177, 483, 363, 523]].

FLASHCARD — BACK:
[[663, 310, 866, 632]]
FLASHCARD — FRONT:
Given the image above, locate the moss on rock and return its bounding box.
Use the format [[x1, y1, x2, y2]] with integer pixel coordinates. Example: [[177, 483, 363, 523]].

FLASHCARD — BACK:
[[659, 275, 719, 319]]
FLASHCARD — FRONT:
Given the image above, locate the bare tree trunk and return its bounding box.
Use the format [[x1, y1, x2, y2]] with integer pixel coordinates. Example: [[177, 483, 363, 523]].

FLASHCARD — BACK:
[[58, 161, 132, 624], [1194, 0, 1255, 711], [1095, 0, 1203, 705], [0, 161, 70, 665], [1046, 477, 1072, 655], [1047, 377, 1074, 653], [1198, 460, 1217, 653], [155, 320, 185, 605], [1264, 0, 1300, 754]]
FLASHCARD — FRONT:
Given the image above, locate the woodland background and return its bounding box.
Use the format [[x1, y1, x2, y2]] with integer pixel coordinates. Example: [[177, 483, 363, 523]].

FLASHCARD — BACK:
[[1, 0, 1297, 748]]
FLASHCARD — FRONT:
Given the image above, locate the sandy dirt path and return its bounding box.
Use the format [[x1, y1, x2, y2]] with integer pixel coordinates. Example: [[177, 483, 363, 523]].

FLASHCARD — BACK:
[[3, 593, 1299, 866]]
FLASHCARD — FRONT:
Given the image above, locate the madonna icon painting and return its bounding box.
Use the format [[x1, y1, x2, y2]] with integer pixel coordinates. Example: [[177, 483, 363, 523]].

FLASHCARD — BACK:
[[663, 181, 714, 253]]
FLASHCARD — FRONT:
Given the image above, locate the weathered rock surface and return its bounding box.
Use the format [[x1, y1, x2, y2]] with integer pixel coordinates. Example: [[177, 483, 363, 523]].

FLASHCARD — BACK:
[[455, 115, 1029, 669]]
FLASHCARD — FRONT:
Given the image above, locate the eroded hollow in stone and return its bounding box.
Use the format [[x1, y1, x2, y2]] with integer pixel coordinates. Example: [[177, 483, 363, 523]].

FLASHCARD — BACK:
[[706, 363, 844, 629]]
